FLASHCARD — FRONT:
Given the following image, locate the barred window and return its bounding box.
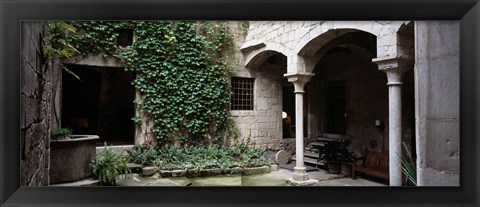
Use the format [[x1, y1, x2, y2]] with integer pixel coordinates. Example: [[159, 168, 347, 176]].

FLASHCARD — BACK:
[[231, 77, 254, 110]]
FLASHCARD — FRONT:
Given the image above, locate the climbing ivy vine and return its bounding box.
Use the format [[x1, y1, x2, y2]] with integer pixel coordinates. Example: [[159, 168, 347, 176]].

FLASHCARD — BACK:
[[67, 21, 236, 146]]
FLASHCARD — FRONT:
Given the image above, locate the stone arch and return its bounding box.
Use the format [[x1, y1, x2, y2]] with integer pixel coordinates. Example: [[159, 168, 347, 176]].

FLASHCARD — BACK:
[[297, 29, 378, 73], [244, 50, 288, 70], [294, 21, 384, 55], [243, 41, 290, 69], [294, 21, 411, 69]]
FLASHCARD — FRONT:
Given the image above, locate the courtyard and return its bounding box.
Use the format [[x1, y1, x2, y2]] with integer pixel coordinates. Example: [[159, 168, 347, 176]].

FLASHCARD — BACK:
[[19, 20, 460, 187], [52, 168, 386, 187]]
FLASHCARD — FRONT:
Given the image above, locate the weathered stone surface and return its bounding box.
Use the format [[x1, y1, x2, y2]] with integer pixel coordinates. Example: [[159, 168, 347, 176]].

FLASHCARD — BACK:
[[242, 166, 270, 175], [171, 170, 187, 177], [200, 169, 222, 177], [50, 137, 98, 184], [275, 150, 290, 165], [415, 21, 459, 186], [269, 164, 278, 172], [242, 172, 289, 186], [186, 169, 200, 178], [286, 178, 320, 186], [127, 163, 143, 173], [160, 170, 172, 177], [20, 21, 52, 186], [191, 174, 242, 186], [146, 177, 192, 186], [142, 166, 159, 176]]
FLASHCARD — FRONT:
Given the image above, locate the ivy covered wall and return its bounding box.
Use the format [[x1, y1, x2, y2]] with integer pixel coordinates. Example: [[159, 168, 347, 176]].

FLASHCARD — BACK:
[[67, 21, 239, 146]]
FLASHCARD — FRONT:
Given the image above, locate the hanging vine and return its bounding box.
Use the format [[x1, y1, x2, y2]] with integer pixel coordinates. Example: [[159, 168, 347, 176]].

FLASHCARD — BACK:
[[67, 21, 236, 146]]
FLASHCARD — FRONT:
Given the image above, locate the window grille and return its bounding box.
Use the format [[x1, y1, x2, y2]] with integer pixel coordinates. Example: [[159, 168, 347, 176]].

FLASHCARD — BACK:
[[231, 77, 254, 110]]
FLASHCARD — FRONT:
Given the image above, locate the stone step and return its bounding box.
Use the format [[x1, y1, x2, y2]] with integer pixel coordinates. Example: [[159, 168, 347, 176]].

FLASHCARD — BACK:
[[304, 151, 319, 158], [310, 142, 324, 147], [291, 156, 325, 166]]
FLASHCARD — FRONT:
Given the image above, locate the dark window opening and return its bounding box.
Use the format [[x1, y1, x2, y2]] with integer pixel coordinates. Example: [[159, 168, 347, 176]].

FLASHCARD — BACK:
[[61, 65, 136, 146], [325, 86, 346, 134], [231, 77, 254, 110], [117, 29, 133, 47]]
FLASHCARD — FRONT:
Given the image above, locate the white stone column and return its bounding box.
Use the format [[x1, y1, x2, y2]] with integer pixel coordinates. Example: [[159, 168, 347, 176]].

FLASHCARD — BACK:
[[373, 55, 413, 186], [284, 72, 314, 181]]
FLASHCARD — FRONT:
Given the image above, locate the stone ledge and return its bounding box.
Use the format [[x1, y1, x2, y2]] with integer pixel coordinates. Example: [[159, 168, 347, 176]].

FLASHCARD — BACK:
[[156, 165, 272, 178]]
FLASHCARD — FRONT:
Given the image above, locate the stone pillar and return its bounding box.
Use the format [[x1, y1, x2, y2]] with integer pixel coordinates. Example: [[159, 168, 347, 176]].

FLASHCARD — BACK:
[[373, 55, 413, 186], [284, 72, 314, 181]]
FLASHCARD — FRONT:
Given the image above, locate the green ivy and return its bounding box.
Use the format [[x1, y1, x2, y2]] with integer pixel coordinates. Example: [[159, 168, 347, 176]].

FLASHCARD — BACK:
[[68, 21, 236, 146], [43, 21, 82, 81]]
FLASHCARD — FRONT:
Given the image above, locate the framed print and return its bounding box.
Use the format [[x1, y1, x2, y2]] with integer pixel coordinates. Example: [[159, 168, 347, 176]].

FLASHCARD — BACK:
[[1, 0, 479, 206]]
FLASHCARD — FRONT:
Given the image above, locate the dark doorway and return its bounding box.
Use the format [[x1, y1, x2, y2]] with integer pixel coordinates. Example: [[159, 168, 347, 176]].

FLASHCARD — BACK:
[[282, 85, 308, 138], [282, 86, 295, 138], [61, 65, 136, 145], [325, 86, 346, 134]]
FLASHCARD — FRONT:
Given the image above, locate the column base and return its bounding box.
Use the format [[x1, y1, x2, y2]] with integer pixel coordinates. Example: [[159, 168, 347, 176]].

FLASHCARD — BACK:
[[292, 167, 309, 181], [287, 178, 319, 186]]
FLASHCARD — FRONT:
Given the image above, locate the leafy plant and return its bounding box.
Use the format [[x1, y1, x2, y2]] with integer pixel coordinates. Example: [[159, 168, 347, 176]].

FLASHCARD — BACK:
[[240, 21, 250, 36], [51, 127, 73, 137], [399, 142, 417, 186], [43, 21, 82, 81], [125, 140, 272, 171], [91, 143, 131, 185], [316, 140, 352, 163], [126, 144, 158, 166]]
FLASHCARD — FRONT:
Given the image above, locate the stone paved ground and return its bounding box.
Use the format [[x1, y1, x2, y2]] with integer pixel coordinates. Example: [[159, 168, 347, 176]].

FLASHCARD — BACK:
[[52, 168, 386, 187]]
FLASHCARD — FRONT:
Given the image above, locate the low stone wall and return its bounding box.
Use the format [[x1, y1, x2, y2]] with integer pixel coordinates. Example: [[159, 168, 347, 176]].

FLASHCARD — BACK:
[[138, 165, 278, 178]]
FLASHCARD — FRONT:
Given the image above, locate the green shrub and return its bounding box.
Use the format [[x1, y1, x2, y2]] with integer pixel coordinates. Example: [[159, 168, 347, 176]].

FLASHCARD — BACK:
[[91, 143, 131, 185], [126, 141, 273, 171], [127, 144, 158, 166]]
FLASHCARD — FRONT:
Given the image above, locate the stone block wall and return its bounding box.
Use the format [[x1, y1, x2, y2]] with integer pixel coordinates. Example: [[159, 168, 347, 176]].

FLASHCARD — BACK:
[[227, 21, 295, 152], [20, 21, 55, 186], [245, 21, 409, 59], [414, 21, 460, 186]]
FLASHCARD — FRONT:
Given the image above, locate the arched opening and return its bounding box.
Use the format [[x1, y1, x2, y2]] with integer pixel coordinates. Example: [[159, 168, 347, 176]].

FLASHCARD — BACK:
[[304, 30, 391, 165]]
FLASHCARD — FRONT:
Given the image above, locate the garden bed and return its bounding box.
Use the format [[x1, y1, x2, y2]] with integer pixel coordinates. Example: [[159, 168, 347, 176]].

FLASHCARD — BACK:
[[144, 165, 277, 178]]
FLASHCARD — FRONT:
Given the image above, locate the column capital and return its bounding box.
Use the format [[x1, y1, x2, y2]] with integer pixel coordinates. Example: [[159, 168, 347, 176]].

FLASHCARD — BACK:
[[284, 72, 315, 92], [373, 55, 414, 85]]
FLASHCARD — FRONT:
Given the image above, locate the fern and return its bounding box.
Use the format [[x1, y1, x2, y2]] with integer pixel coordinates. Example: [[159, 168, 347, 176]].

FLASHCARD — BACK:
[[91, 142, 131, 185]]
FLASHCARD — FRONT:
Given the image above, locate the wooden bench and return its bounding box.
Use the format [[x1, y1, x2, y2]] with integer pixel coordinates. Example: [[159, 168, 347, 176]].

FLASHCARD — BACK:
[[352, 150, 389, 180]]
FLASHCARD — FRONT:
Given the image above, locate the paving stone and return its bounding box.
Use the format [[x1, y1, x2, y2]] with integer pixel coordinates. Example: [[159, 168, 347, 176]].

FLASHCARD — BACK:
[[191, 174, 242, 186], [242, 172, 289, 186], [145, 177, 192, 186]]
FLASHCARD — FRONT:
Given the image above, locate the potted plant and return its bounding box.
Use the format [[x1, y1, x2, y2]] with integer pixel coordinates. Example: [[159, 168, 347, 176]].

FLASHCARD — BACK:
[[51, 127, 73, 139], [317, 140, 352, 174], [91, 143, 131, 185]]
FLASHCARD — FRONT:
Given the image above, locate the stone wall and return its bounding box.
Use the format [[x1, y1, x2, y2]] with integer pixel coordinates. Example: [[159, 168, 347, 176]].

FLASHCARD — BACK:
[[244, 21, 409, 61], [415, 21, 460, 186], [20, 21, 55, 186], [227, 21, 296, 152]]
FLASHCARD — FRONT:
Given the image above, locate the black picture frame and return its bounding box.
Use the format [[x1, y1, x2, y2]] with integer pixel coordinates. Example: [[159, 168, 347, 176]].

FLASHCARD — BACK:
[[1, 0, 479, 206]]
